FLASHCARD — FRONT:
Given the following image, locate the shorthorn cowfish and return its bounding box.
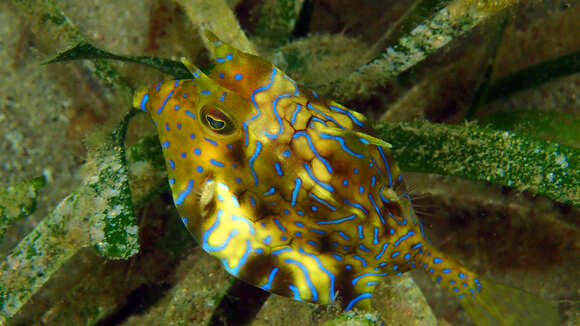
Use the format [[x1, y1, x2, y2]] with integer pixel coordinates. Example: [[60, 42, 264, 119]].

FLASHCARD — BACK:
[[133, 30, 559, 326]]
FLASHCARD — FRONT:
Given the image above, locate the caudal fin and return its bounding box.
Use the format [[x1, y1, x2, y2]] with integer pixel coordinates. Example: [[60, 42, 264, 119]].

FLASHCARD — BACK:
[[459, 278, 560, 326], [420, 246, 559, 326]]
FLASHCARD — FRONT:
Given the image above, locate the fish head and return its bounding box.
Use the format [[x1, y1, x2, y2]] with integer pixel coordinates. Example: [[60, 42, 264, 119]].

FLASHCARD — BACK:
[[133, 66, 260, 239]]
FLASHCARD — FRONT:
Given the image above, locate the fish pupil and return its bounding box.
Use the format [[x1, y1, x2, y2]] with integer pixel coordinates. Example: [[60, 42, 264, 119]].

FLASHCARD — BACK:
[[206, 115, 226, 130]]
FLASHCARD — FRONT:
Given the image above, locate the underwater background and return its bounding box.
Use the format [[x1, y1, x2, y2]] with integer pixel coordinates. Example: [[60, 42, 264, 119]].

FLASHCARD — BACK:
[[0, 0, 578, 325]]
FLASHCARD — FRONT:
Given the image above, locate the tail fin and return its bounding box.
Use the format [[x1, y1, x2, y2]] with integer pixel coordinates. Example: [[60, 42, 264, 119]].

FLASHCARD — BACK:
[[420, 246, 559, 326], [459, 278, 560, 326]]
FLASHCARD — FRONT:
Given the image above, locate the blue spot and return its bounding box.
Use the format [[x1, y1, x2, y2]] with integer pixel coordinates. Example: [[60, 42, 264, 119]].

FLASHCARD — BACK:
[[453, 287, 459, 293], [185, 110, 196, 120], [249, 196, 256, 206], [177, 123, 182, 129], [404, 253, 411, 260], [312, 206, 318, 211], [264, 187, 276, 196], [272, 248, 291, 255], [264, 236, 271, 245], [433, 258, 443, 264], [307, 240, 318, 247], [450, 280, 456, 285], [394, 231, 415, 247], [411, 242, 422, 250], [245, 68, 276, 147], [310, 228, 325, 235], [316, 214, 355, 225], [360, 138, 370, 144], [226, 54, 233, 60], [338, 232, 350, 241], [353, 256, 367, 267], [285, 259, 319, 302], [165, 123, 170, 131], [282, 150, 291, 157], [139, 93, 149, 112], [359, 186, 365, 193], [320, 133, 364, 158], [204, 137, 218, 146], [393, 264, 398, 271], [354, 168, 359, 174], [157, 91, 174, 114], [359, 244, 370, 252], [169, 178, 175, 185], [375, 243, 389, 260], [181, 152, 187, 158], [312, 90, 319, 98], [231, 215, 255, 235], [291, 178, 302, 207], [201, 90, 211, 95], [274, 162, 283, 176], [293, 132, 333, 174], [283, 209, 290, 215], [429, 268, 434, 273], [234, 73, 243, 80], [436, 276, 442, 284], [307, 103, 346, 129], [235, 177, 242, 183], [219, 72, 225, 78], [391, 252, 400, 258], [290, 104, 302, 124], [343, 180, 348, 186], [377, 146, 393, 186], [168, 160, 175, 170], [288, 285, 301, 301], [308, 193, 336, 211], [190, 133, 196, 139], [459, 273, 466, 279], [443, 268, 452, 274], [295, 231, 302, 237], [281, 235, 288, 241], [194, 148, 201, 155], [222, 240, 251, 276], [344, 200, 369, 216], [297, 211, 305, 216], [358, 225, 364, 239], [210, 159, 225, 167], [351, 272, 389, 286], [249, 142, 263, 186], [345, 265, 352, 270], [175, 179, 194, 205], [255, 248, 264, 254], [458, 294, 466, 299], [274, 219, 287, 232], [174, 105, 180, 111], [196, 166, 203, 173], [162, 141, 170, 148], [328, 105, 364, 127], [331, 254, 343, 261], [373, 227, 379, 245]]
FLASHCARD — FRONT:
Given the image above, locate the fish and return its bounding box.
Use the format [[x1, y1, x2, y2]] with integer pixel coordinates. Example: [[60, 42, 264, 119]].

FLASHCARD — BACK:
[[132, 31, 559, 325]]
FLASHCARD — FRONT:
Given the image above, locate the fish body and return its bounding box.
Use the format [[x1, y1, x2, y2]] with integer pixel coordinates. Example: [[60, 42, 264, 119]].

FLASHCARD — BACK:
[[133, 32, 559, 325]]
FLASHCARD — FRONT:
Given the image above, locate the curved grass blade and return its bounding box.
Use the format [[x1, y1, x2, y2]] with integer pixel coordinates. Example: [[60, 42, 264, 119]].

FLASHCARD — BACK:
[[374, 121, 580, 207], [44, 41, 191, 79]]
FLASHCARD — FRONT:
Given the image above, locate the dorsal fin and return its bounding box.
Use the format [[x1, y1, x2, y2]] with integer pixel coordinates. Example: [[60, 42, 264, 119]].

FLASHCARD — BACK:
[[202, 30, 281, 101]]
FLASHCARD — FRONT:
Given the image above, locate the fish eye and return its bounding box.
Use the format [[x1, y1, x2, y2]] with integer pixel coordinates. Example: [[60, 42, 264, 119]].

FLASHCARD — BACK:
[[206, 115, 226, 130], [200, 104, 236, 135]]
